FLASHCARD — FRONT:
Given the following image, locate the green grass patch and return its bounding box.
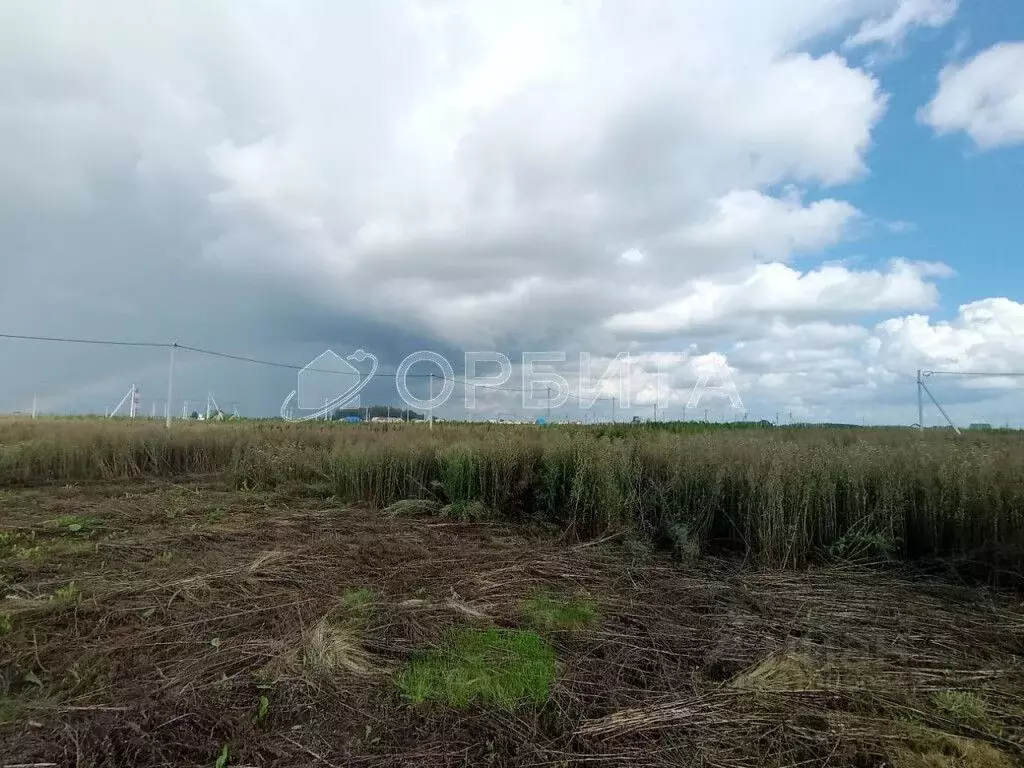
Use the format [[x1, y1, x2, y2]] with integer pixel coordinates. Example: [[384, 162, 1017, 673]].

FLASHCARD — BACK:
[[341, 587, 377, 611], [0, 613, 12, 636], [398, 628, 555, 710], [521, 592, 598, 631], [54, 514, 102, 534]]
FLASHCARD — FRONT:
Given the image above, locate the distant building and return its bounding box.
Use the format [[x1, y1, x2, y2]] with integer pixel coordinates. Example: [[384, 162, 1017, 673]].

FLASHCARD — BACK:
[[969, 422, 992, 430]]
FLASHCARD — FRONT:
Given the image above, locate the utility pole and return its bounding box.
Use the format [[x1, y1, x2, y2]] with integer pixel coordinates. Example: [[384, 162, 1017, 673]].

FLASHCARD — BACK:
[[547, 386, 552, 422], [31, 394, 37, 420], [704, 408, 709, 422], [165, 342, 176, 428], [429, 373, 435, 430], [917, 369, 924, 432], [611, 396, 616, 424], [653, 402, 658, 422]]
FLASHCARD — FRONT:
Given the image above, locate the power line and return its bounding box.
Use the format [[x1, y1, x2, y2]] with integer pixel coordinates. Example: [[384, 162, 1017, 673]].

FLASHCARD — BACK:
[[923, 369, 1024, 377], [0, 332, 171, 348], [177, 344, 429, 377]]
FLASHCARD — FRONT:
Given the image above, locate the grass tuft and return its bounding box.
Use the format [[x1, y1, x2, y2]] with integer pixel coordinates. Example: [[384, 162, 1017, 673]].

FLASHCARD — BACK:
[[930, 690, 1001, 735], [398, 628, 556, 711]]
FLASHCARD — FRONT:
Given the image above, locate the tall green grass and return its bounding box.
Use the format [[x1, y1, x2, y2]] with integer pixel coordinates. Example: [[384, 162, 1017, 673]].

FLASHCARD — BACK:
[[2, 417, 1022, 579]]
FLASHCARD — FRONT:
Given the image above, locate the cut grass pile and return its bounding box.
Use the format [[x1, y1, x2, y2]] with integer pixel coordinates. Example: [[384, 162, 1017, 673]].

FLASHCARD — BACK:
[[2, 417, 1024, 580], [297, 588, 383, 678], [398, 628, 556, 710]]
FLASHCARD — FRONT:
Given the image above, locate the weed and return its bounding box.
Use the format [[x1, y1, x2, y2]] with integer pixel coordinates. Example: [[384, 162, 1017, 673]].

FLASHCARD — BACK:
[[441, 499, 492, 522], [383, 498, 441, 517], [202, 507, 227, 524], [622, 535, 654, 563], [398, 628, 556, 710], [521, 592, 598, 632], [53, 582, 80, 601], [666, 521, 701, 562], [0, 613, 12, 635], [153, 549, 176, 565], [252, 694, 270, 725], [213, 744, 229, 768], [0, 531, 43, 559], [830, 527, 897, 562]]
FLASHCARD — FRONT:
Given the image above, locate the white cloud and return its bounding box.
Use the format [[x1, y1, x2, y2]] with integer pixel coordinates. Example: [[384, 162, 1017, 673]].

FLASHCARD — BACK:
[[604, 259, 951, 337], [920, 42, 1024, 149], [846, 0, 958, 49], [876, 297, 1024, 371], [669, 189, 860, 263]]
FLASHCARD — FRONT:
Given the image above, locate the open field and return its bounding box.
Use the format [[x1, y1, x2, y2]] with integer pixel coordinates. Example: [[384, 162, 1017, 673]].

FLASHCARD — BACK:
[[0, 479, 1022, 767], [1, 419, 1024, 766]]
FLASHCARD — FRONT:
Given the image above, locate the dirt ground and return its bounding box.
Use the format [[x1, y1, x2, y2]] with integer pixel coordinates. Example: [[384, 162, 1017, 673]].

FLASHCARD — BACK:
[[1, 479, 1022, 767]]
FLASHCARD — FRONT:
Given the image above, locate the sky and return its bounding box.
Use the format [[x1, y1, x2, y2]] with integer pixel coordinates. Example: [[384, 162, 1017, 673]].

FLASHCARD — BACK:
[[1, 0, 1023, 425]]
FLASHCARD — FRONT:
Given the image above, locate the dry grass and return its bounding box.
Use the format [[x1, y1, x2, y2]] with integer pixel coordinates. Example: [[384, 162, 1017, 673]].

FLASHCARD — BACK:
[[2, 417, 1023, 581]]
